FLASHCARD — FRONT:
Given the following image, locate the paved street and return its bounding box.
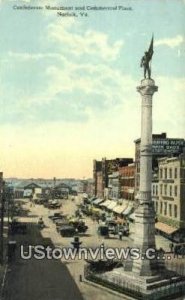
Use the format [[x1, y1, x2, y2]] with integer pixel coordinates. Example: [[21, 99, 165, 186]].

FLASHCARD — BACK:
[[2, 197, 185, 300], [2, 207, 83, 300]]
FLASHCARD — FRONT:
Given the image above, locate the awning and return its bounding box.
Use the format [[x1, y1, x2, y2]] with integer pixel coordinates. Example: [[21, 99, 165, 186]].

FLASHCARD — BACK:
[[89, 197, 97, 203], [91, 207, 101, 213], [107, 202, 117, 210], [122, 204, 134, 216], [129, 213, 135, 220], [93, 198, 104, 205], [113, 203, 127, 214], [100, 200, 111, 207], [155, 222, 177, 235]]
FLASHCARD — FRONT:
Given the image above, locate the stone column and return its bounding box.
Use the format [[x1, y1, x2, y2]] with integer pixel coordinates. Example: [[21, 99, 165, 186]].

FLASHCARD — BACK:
[[132, 78, 158, 276]]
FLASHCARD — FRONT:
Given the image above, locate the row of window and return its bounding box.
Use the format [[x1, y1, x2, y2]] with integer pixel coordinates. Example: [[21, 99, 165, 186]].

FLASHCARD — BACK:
[[159, 167, 178, 179], [152, 184, 178, 197], [154, 201, 178, 218]]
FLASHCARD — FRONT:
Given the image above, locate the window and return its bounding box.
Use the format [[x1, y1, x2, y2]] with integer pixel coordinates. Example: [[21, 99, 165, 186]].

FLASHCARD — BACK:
[[174, 168, 178, 179], [174, 205, 177, 218], [156, 185, 158, 196], [169, 168, 172, 179], [169, 186, 172, 197], [164, 185, 167, 195], [165, 168, 167, 179], [153, 185, 155, 195], [160, 184, 163, 195], [160, 202, 163, 214], [174, 186, 178, 197], [164, 202, 167, 215], [169, 204, 172, 217], [160, 168, 163, 179]]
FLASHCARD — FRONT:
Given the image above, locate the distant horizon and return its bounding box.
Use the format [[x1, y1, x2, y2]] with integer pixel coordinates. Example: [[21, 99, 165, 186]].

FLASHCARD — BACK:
[[4, 176, 93, 181]]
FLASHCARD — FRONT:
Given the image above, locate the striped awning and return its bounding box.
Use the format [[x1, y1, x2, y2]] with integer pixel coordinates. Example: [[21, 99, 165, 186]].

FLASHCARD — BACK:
[[122, 204, 134, 216], [155, 222, 177, 235], [93, 198, 104, 205], [100, 200, 112, 207], [113, 203, 127, 214], [107, 201, 117, 210], [129, 213, 135, 220]]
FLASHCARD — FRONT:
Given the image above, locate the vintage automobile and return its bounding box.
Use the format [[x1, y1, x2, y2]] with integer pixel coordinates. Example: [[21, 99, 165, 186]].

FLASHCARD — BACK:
[[68, 218, 88, 234], [59, 225, 76, 237], [48, 212, 63, 220], [86, 259, 121, 273], [98, 225, 109, 237], [56, 220, 70, 232], [106, 220, 118, 235], [47, 200, 61, 209], [118, 224, 129, 237]]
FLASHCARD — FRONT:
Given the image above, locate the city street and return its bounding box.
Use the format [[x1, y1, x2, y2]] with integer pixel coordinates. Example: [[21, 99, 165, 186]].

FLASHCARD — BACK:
[[2, 196, 185, 300]]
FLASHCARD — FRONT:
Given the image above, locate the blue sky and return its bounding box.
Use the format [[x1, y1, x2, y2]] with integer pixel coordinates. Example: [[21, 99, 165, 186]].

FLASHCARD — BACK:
[[0, 0, 185, 178]]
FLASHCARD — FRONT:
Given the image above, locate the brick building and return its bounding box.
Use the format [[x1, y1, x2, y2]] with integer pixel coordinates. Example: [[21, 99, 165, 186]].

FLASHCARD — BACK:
[[93, 157, 133, 198], [119, 163, 135, 201]]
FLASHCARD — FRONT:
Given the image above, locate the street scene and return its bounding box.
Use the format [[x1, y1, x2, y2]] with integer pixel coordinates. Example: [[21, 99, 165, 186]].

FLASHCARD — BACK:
[[0, 0, 185, 300], [1, 192, 185, 300]]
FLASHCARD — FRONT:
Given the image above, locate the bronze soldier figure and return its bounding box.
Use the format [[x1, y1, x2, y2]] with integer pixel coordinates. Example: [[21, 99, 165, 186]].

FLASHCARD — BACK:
[[140, 36, 154, 79], [140, 51, 151, 79]]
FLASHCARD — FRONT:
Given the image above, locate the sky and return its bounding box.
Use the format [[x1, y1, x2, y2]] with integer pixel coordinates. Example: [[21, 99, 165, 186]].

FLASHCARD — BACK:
[[0, 0, 185, 179]]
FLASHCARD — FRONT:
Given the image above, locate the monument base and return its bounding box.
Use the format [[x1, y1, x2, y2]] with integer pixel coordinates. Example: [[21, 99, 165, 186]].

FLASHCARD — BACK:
[[86, 267, 185, 300]]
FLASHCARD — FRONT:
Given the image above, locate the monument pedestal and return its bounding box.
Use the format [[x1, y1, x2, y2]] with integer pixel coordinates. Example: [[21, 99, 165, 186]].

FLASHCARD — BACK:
[[96, 267, 185, 300]]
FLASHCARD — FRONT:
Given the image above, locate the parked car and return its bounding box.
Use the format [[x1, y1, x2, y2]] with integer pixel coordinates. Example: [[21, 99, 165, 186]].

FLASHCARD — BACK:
[[56, 220, 70, 232], [48, 212, 63, 220], [68, 219, 88, 233], [59, 225, 76, 237], [98, 225, 109, 237], [106, 220, 118, 235]]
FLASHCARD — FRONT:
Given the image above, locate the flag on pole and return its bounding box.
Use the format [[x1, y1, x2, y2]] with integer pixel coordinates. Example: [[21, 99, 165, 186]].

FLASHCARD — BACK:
[[148, 35, 154, 62]]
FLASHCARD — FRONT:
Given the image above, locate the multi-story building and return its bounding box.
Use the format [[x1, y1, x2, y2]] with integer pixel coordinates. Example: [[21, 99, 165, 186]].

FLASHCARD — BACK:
[[119, 163, 135, 201], [152, 150, 185, 240], [108, 171, 120, 200], [135, 133, 185, 194], [93, 157, 133, 198]]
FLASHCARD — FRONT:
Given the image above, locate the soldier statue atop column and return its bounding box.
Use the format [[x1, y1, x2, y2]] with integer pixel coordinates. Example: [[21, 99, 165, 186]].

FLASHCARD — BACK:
[[140, 36, 154, 79]]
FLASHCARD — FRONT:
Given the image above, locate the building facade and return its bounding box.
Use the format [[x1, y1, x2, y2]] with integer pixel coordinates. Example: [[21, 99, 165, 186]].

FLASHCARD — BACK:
[[119, 163, 135, 201], [108, 171, 120, 200], [152, 150, 185, 229], [135, 133, 185, 194], [93, 157, 133, 198]]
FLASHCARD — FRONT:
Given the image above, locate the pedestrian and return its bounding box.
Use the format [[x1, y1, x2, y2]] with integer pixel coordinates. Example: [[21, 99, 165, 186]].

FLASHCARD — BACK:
[[180, 245, 185, 258], [118, 231, 123, 240], [169, 242, 174, 253], [174, 245, 179, 258]]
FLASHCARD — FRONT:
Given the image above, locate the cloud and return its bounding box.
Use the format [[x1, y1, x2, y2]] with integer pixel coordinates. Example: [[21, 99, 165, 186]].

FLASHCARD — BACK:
[[155, 35, 184, 48], [7, 51, 64, 61], [47, 19, 123, 61], [0, 18, 129, 124]]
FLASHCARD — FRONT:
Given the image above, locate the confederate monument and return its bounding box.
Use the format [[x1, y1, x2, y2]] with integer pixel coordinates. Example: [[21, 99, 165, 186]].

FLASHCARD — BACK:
[[85, 37, 185, 299]]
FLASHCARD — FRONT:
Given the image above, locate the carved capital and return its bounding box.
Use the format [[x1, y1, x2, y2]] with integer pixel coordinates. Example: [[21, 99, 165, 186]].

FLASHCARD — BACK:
[[137, 78, 158, 96]]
